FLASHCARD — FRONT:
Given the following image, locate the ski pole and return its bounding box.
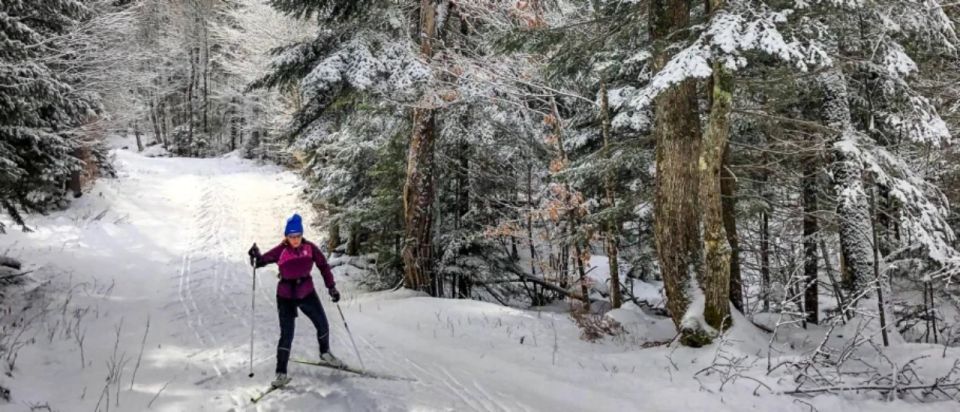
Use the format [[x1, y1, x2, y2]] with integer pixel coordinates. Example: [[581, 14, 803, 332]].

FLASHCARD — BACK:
[[336, 303, 365, 370], [248, 255, 257, 378]]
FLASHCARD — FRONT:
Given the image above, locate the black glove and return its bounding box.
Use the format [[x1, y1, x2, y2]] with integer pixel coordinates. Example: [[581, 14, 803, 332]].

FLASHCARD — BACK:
[[328, 287, 341, 303], [248, 243, 260, 266]]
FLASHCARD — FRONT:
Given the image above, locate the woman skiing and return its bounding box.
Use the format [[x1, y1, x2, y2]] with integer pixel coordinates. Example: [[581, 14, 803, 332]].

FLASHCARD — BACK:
[[248, 213, 344, 388]]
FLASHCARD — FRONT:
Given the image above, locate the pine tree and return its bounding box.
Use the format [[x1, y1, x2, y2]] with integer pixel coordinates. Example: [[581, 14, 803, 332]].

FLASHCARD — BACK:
[[0, 0, 101, 231]]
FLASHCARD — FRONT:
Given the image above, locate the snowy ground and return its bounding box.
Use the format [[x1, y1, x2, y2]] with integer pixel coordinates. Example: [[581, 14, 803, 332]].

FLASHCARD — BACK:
[[1, 142, 959, 411]]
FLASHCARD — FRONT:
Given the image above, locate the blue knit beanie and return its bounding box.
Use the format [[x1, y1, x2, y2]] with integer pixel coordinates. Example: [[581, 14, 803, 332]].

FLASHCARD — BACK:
[[284, 213, 304, 236]]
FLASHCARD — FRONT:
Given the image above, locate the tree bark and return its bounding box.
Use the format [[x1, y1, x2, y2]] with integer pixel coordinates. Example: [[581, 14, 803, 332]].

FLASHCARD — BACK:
[[328, 222, 341, 252], [402, 106, 437, 292], [202, 16, 210, 135], [134, 120, 144, 152], [759, 149, 771, 312], [721, 145, 743, 312], [158, 100, 168, 148], [149, 98, 163, 147], [548, 97, 590, 311], [401, 0, 443, 293], [802, 152, 819, 325], [456, 138, 470, 230], [650, 0, 706, 345], [870, 183, 890, 346], [347, 222, 361, 256], [526, 162, 542, 304], [700, 45, 734, 331], [599, 80, 622, 309], [69, 147, 83, 198], [230, 98, 238, 151], [820, 71, 874, 295], [186, 47, 197, 154]]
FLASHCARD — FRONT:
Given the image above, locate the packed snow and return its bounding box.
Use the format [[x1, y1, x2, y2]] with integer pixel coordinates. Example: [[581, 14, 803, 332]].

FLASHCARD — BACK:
[[1, 140, 959, 411]]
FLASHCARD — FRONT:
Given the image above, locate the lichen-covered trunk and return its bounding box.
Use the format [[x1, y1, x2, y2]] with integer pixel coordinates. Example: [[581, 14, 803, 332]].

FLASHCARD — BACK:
[[402, 0, 440, 293], [650, 0, 704, 345], [700, 61, 733, 331]]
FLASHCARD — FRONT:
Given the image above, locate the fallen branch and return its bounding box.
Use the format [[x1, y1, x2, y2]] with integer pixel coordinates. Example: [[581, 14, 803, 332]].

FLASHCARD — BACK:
[[514, 273, 594, 303], [784, 382, 960, 395]]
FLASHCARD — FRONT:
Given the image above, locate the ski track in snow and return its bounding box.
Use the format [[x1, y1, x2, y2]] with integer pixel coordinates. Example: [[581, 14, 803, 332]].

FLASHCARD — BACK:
[[0, 148, 560, 411], [7, 148, 960, 412]]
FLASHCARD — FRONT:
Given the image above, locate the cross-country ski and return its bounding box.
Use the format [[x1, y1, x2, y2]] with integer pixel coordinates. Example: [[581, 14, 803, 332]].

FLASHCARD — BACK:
[[4, 1, 960, 411], [250, 384, 283, 404], [291, 359, 413, 381]]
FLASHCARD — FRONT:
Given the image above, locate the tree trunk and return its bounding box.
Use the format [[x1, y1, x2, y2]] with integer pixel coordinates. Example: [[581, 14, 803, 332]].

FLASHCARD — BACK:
[[526, 162, 542, 304], [149, 98, 163, 147], [820, 236, 849, 320], [456, 138, 470, 230], [877, 185, 895, 256], [870, 184, 890, 346], [760, 153, 771, 312], [820, 71, 874, 295], [158, 100, 168, 148], [699, 44, 734, 331], [69, 147, 83, 198], [802, 152, 819, 325], [328, 222, 341, 252], [202, 19, 210, 135], [650, 0, 706, 345], [134, 120, 144, 152], [347, 222, 361, 256], [599, 80, 622, 309], [574, 240, 590, 311], [721, 145, 743, 312], [548, 98, 590, 311], [230, 98, 238, 151], [187, 47, 197, 155], [239, 115, 246, 146], [402, 0, 445, 293], [402, 107, 436, 292]]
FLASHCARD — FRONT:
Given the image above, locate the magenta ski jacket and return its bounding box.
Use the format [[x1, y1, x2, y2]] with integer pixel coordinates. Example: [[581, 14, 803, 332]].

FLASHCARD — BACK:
[[257, 239, 335, 299]]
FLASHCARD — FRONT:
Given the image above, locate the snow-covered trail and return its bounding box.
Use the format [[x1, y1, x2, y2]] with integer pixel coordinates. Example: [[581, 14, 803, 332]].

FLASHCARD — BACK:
[[4, 147, 960, 412], [0, 149, 621, 411]]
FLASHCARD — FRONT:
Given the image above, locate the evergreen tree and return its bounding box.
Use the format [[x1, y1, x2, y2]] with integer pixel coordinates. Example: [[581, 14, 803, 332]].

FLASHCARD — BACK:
[[0, 0, 102, 230]]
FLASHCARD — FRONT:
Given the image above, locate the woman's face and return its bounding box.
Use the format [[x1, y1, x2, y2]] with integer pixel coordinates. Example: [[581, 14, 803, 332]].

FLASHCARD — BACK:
[[287, 234, 303, 248]]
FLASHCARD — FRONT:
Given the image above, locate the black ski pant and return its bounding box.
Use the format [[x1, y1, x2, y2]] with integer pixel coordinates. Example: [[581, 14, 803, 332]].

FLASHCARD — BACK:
[[276, 291, 330, 374]]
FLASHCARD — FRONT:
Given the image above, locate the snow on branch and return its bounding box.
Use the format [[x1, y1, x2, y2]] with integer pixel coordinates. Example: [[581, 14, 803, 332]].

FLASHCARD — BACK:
[[621, 5, 829, 111], [300, 32, 430, 103], [836, 129, 958, 267]]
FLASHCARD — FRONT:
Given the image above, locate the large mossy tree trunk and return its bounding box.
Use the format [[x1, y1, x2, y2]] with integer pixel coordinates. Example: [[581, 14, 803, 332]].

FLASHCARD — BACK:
[[700, 55, 734, 332], [650, 0, 707, 346]]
